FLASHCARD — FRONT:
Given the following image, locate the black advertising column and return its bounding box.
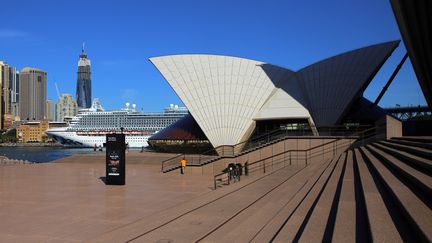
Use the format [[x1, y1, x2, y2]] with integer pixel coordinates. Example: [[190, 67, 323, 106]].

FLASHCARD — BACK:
[[106, 134, 126, 185]]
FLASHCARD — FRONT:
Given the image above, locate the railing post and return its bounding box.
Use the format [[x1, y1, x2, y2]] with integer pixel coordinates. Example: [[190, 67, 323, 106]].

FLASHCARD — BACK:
[[322, 141, 324, 161], [272, 143, 274, 171], [305, 151, 308, 166], [289, 152, 292, 166], [284, 141, 286, 167], [214, 177, 216, 190], [333, 140, 336, 156]]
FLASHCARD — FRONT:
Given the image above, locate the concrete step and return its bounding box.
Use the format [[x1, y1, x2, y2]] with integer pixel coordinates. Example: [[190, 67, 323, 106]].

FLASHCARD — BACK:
[[260, 153, 346, 242], [389, 138, 432, 150], [298, 151, 347, 242], [201, 161, 330, 242], [162, 165, 180, 173], [161, 134, 289, 170], [359, 147, 432, 242], [93, 162, 300, 242], [354, 149, 402, 242], [200, 158, 219, 166], [368, 144, 432, 202], [392, 136, 432, 143], [371, 142, 432, 175], [162, 155, 216, 173], [378, 140, 432, 160], [134, 164, 314, 242], [332, 150, 357, 243], [351, 148, 372, 242], [250, 156, 341, 242]]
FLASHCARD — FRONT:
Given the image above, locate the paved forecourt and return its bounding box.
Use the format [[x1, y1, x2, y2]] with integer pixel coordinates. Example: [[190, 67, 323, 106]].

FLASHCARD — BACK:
[[0, 151, 213, 242]]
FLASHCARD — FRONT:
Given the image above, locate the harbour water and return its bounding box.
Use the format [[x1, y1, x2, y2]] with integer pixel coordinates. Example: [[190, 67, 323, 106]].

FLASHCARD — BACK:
[[0, 147, 95, 163]]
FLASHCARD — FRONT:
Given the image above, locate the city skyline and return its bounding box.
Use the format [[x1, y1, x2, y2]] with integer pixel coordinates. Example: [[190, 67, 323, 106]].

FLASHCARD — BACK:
[[0, 0, 427, 111]]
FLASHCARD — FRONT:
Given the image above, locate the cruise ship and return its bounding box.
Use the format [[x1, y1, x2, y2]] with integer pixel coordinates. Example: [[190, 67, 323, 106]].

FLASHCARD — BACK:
[[46, 100, 188, 148]]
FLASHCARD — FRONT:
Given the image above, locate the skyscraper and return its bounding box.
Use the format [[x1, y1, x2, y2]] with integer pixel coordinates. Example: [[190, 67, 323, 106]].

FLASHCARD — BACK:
[[19, 67, 47, 121], [46, 99, 54, 121], [0, 62, 10, 114], [76, 43, 91, 109], [0, 61, 8, 127], [0, 61, 20, 128], [0, 61, 15, 128], [10, 68, 19, 120], [56, 94, 77, 122]]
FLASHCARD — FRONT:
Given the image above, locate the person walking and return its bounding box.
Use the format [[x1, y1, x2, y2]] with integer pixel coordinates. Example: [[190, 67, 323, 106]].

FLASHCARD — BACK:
[[180, 157, 187, 174], [228, 165, 233, 183], [236, 163, 242, 181]]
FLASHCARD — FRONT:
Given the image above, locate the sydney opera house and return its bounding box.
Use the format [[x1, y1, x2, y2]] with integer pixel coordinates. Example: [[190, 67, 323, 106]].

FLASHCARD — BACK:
[[148, 40, 400, 153]]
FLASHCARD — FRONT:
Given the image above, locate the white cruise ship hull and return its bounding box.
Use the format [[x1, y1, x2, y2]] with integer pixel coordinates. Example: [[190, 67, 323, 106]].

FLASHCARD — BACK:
[[45, 103, 188, 148], [46, 129, 150, 148]]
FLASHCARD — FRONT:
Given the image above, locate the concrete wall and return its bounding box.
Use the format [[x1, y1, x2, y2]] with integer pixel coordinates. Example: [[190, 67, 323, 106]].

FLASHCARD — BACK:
[[375, 115, 403, 140], [385, 115, 403, 139]]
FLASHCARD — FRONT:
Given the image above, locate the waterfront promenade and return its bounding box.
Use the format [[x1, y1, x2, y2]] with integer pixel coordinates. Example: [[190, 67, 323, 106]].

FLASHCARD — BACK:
[[0, 151, 213, 242]]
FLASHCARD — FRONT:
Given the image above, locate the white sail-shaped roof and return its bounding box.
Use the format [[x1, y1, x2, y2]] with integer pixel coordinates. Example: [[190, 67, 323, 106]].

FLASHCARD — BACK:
[[255, 64, 313, 121], [254, 88, 313, 121], [150, 41, 400, 148], [150, 55, 305, 147], [297, 40, 400, 126]]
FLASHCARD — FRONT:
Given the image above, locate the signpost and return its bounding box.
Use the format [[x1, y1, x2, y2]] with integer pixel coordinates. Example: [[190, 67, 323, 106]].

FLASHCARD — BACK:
[[106, 133, 126, 185]]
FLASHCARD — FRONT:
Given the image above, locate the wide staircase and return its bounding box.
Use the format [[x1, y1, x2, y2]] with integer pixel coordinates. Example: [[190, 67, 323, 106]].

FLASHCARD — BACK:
[[93, 137, 432, 242], [161, 126, 365, 173], [160, 128, 293, 173]]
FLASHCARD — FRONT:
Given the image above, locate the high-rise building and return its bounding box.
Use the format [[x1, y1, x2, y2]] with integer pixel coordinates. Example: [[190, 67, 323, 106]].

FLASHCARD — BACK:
[[0, 61, 15, 129], [19, 67, 47, 121], [0, 61, 7, 128], [0, 61, 20, 128], [46, 99, 54, 121], [56, 94, 78, 122], [76, 44, 91, 109], [10, 67, 19, 120], [0, 62, 10, 114]]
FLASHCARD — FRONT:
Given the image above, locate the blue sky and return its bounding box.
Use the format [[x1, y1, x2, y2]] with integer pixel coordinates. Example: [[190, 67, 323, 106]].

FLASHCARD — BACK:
[[0, 0, 426, 111]]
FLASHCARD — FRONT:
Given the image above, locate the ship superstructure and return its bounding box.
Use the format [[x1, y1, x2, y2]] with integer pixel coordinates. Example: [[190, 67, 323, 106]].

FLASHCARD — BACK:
[[46, 100, 188, 148]]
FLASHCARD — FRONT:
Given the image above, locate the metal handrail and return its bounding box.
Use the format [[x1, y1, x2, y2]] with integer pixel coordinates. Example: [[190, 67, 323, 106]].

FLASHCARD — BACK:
[[162, 125, 374, 172], [213, 139, 351, 189], [213, 126, 379, 189]]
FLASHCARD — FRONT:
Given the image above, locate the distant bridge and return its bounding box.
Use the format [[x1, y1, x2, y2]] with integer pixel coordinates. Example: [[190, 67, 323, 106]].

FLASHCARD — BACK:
[[384, 105, 431, 120]]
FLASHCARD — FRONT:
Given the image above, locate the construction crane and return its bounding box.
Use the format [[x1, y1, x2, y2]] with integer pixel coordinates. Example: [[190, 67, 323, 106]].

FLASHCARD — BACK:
[[54, 82, 61, 100]]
